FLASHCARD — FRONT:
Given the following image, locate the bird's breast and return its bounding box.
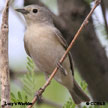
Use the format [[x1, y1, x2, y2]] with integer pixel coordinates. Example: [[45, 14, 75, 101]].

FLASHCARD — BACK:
[[24, 27, 66, 73]]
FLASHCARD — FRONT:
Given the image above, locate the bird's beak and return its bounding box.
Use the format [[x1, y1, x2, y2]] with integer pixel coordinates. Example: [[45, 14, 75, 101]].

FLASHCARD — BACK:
[[15, 9, 29, 14]]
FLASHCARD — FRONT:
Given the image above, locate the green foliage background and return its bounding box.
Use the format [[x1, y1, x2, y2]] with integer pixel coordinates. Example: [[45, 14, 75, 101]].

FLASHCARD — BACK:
[[9, 57, 108, 108]]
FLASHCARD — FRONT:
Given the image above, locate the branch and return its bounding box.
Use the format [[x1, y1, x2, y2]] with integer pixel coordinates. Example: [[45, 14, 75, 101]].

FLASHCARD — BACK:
[[27, 0, 101, 108], [0, 0, 10, 108]]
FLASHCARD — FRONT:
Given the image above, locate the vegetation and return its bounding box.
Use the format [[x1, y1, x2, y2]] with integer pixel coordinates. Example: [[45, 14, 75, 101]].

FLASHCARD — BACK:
[[8, 57, 108, 108]]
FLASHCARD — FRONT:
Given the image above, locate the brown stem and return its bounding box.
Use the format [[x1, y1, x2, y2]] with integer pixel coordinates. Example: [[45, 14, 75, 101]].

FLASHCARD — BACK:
[[27, 0, 101, 108], [0, 0, 10, 108]]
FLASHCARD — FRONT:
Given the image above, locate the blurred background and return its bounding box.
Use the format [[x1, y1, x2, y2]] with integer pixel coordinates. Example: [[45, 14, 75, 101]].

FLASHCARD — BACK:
[[0, 0, 108, 108]]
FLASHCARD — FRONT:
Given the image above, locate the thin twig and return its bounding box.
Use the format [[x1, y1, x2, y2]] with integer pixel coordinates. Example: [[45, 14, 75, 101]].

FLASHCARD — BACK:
[[27, 0, 101, 108], [100, 0, 108, 37], [0, 0, 10, 108]]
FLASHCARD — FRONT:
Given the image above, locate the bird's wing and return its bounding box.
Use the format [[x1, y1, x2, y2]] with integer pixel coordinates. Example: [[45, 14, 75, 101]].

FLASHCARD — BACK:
[[54, 28, 74, 75], [24, 38, 31, 57]]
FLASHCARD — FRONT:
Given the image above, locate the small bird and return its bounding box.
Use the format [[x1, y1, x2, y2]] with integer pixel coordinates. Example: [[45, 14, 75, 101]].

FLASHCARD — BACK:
[[16, 5, 90, 104]]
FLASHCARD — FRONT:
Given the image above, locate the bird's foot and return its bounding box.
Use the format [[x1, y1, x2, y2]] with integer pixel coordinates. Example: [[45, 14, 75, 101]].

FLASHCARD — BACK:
[[57, 62, 68, 76], [35, 88, 44, 104]]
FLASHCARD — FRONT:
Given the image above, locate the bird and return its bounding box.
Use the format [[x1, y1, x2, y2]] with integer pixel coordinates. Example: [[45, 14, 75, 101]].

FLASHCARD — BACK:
[[16, 5, 90, 104]]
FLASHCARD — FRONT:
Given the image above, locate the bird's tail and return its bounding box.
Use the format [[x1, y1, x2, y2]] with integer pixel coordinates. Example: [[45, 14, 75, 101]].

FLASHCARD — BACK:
[[69, 79, 90, 104]]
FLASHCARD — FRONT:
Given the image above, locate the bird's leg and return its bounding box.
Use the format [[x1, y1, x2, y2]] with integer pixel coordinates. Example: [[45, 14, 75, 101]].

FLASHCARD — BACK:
[[57, 62, 68, 76], [35, 88, 44, 104]]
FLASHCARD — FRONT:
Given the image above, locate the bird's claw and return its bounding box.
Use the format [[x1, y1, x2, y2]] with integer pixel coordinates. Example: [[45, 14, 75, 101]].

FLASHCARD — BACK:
[[35, 88, 44, 104]]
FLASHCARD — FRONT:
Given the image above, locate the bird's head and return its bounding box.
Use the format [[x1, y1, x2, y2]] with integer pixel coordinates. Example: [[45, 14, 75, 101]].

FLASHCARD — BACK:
[[16, 5, 53, 26]]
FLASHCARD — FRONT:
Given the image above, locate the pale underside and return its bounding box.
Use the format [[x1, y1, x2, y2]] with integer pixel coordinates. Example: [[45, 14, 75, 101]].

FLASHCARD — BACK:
[[24, 24, 73, 89]]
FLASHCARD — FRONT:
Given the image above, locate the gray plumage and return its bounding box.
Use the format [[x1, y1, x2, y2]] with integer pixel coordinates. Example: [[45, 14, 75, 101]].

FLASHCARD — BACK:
[[16, 5, 90, 104]]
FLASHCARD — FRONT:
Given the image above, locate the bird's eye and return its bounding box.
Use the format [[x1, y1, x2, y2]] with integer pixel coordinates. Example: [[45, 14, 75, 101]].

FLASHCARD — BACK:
[[32, 9, 38, 13]]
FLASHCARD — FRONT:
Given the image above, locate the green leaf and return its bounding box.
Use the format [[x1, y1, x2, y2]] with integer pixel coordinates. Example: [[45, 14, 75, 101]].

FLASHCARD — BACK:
[[83, 106, 87, 108], [24, 95, 28, 102], [63, 98, 76, 108], [18, 91, 22, 100], [26, 65, 33, 73], [11, 98, 17, 103], [11, 92, 16, 98], [27, 56, 33, 63]]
